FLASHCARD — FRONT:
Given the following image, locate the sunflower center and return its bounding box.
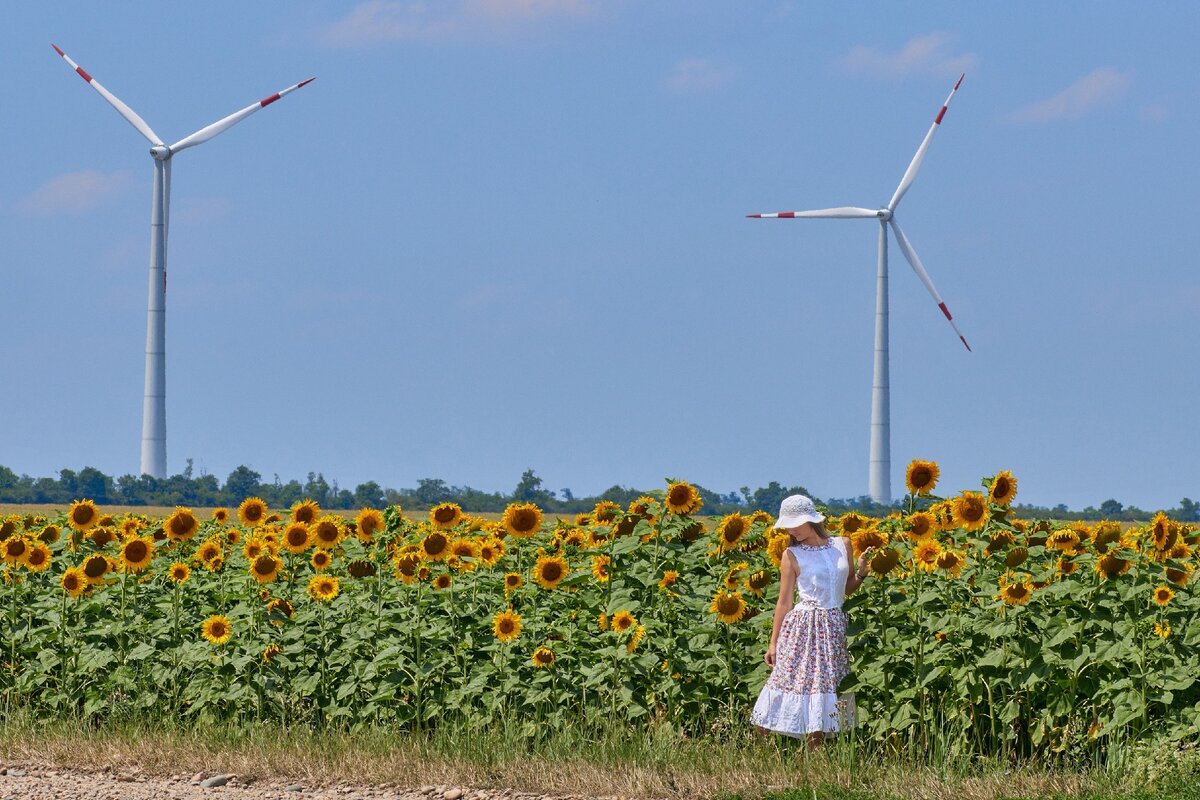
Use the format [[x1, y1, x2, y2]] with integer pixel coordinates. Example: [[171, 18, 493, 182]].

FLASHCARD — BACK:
[[125, 540, 148, 562]]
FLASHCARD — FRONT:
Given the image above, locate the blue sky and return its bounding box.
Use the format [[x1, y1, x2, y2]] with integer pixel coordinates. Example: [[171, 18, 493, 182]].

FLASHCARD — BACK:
[[2, 2, 1198, 509]]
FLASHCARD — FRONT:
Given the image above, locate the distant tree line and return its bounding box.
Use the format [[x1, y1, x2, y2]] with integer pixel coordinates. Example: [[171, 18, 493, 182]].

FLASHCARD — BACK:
[[0, 462, 1196, 521]]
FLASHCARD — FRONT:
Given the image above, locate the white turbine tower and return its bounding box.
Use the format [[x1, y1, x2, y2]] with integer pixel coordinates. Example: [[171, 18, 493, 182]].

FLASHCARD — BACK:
[[748, 75, 969, 505], [52, 44, 314, 479]]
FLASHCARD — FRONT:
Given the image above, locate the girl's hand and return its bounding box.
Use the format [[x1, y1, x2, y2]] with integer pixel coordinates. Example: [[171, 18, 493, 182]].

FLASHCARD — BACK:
[[765, 644, 776, 666], [857, 546, 878, 575]]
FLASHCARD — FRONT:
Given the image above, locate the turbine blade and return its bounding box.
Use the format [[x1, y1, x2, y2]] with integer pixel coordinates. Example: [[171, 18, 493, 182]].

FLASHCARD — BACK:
[[169, 76, 315, 153], [888, 219, 970, 351], [52, 44, 163, 146], [887, 73, 964, 212], [747, 207, 878, 219]]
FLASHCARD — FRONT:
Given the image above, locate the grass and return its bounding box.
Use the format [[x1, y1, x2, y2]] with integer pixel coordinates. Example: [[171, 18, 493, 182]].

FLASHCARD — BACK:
[[0, 712, 1196, 800]]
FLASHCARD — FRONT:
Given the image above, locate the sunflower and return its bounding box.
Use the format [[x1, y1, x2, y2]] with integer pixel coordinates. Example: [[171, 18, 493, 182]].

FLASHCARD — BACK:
[[450, 538, 480, 564], [1004, 547, 1029, 568], [119, 536, 155, 573], [998, 578, 1033, 606], [531, 646, 555, 668], [838, 512, 867, 535], [716, 514, 748, 552], [2, 537, 28, 565], [250, 554, 281, 584], [478, 537, 504, 567], [611, 610, 638, 633], [168, 562, 190, 583], [492, 608, 522, 642], [851, 528, 889, 560], [87, 527, 118, 548], [723, 561, 749, 591], [243, 538, 267, 561], [561, 529, 588, 549], [984, 530, 1016, 556], [420, 531, 450, 561], [82, 553, 111, 583], [118, 517, 144, 538], [23, 541, 52, 572], [952, 492, 989, 532], [592, 501, 621, 524], [1165, 562, 1193, 587], [597, 611, 609, 631], [201, 615, 232, 645], [212, 507, 230, 523], [311, 550, 333, 572], [60, 567, 87, 598], [591, 554, 611, 583], [433, 573, 452, 590], [869, 547, 901, 576], [1046, 529, 1082, 555], [935, 549, 966, 578], [1056, 557, 1079, 576], [504, 572, 523, 592], [290, 500, 321, 525], [1153, 585, 1175, 606], [912, 539, 943, 573], [906, 512, 935, 540], [67, 499, 100, 532], [355, 508, 385, 542], [266, 597, 294, 623], [501, 502, 542, 538], [430, 502, 465, 530], [766, 534, 790, 566], [1153, 621, 1172, 639], [658, 570, 680, 592], [574, 513, 592, 527], [626, 624, 647, 654], [664, 482, 702, 515], [709, 590, 748, 624], [1095, 553, 1132, 580], [311, 516, 344, 549], [746, 569, 773, 596], [38, 524, 62, 545], [905, 460, 940, 496], [196, 539, 223, 566], [533, 554, 569, 590], [988, 471, 1018, 506], [280, 522, 311, 554], [164, 507, 199, 541], [307, 574, 340, 603], [262, 643, 284, 663], [628, 496, 657, 520], [236, 497, 268, 527]]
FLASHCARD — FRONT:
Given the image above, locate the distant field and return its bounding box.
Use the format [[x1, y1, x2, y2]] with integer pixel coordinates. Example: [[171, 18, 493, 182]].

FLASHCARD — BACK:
[[0, 504, 570, 523]]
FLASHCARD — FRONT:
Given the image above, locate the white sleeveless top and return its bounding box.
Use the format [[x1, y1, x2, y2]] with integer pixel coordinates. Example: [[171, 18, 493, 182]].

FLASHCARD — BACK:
[[787, 537, 850, 610]]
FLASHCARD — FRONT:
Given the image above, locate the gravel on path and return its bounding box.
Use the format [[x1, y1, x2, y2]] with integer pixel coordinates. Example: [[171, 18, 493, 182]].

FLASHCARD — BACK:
[[0, 764, 621, 800]]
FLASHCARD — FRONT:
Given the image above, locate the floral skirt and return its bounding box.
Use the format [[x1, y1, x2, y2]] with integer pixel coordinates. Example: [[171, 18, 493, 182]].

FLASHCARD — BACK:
[[750, 605, 856, 736]]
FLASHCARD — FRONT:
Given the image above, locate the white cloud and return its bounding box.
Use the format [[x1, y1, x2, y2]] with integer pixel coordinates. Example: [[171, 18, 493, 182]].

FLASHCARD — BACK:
[[1008, 68, 1131, 123], [320, 0, 592, 46], [17, 170, 132, 216], [664, 59, 733, 94], [840, 33, 977, 79]]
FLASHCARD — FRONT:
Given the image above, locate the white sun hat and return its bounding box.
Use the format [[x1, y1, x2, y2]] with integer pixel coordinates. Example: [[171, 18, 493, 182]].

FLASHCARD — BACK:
[[773, 494, 826, 529]]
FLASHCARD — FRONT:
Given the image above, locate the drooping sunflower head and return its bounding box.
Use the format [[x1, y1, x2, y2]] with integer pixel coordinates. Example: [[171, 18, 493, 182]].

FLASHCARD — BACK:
[[590, 554, 611, 583], [951, 492, 989, 532], [906, 512, 935, 540], [987, 471, 1018, 506], [1095, 553, 1132, 580], [82, 553, 111, 583], [38, 523, 62, 545], [533, 554, 569, 590], [716, 514, 748, 551], [492, 608, 522, 642], [766, 534, 790, 566], [307, 574, 340, 603], [502, 502, 543, 538], [1092, 522, 1123, 554], [658, 570, 680, 591], [355, 508, 385, 541], [266, 597, 294, 623], [905, 460, 940, 496], [430, 503, 465, 530], [592, 501, 621, 524], [290, 500, 321, 526], [628, 496, 657, 520], [168, 562, 190, 583], [709, 590, 748, 624], [935, 549, 966, 578], [531, 646, 555, 669], [119, 536, 155, 573], [67, 499, 100, 532], [852, 527, 889, 559], [869, 547, 901, 577], [838, 512, 867, 535], [201, 615, 232, 645], [1166, 563, 1193, 587], [1004, 547, 1029, 568], [746, 569, 773, 595], [237, 497, 269, 528], [664, 482, 702, 516]]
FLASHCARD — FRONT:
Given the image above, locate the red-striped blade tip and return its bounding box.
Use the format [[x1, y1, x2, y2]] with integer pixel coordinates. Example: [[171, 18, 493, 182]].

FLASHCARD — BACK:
[[746, 214, 762, 218], [51, 43, 64, 56], [298, 77, 316, 88], [260, 92, 282, 107], [960, 336, 971, 352], [954, 73, 965, 90]]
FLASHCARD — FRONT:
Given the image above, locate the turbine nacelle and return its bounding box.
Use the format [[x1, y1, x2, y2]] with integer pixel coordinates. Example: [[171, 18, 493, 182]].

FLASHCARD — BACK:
[[150, 145, 171, 161], [875, 209, 892, 221]]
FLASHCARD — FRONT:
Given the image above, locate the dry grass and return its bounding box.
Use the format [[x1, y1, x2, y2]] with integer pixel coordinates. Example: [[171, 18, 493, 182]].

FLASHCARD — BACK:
[[0, 719, 1146, 800]]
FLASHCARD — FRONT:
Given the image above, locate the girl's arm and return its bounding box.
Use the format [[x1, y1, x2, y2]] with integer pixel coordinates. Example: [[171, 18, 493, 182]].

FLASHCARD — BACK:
[[844, 536, 873, 597], [767, 551, 797, 660]]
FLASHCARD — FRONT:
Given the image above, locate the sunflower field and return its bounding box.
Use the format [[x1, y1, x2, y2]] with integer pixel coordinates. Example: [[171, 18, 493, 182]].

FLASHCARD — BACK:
[[0, 464, 1196, 759]]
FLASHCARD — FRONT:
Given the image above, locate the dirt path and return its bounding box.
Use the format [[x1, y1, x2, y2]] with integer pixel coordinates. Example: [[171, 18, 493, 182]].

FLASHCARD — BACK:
[[0, 765, 611, 800]]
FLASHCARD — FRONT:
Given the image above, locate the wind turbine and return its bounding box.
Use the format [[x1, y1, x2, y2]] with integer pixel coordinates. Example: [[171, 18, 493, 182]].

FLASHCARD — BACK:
[[748, 75, 969, 505], [52, 44, 314, 479]]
